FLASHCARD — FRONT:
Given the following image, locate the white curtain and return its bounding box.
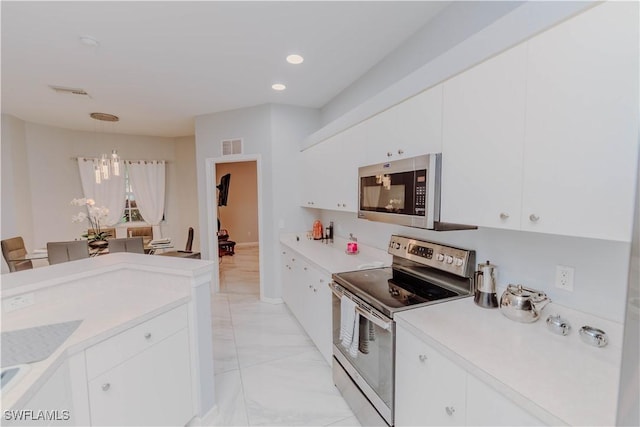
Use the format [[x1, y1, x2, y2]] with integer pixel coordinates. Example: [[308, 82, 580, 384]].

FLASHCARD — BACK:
[[77, 158, 126, 226], [127, 160, 166, 236]]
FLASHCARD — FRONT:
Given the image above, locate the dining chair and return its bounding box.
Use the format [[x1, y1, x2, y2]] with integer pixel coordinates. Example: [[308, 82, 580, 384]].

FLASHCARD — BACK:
[[47, 241, 90, 265], [159, 227, 201, 259], [127, 226, 153, 245], [108, 237, 145, 254], [1, 236, 33, 272]]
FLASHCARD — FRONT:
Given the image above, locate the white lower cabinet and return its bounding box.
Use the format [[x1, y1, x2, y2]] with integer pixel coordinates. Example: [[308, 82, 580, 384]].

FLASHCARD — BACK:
[[85, 305, 193, 426], [395, 324, 542, 426], [280, 245, 332, 364], [466, 375, 542, 426], [395, 325, 466, 426]]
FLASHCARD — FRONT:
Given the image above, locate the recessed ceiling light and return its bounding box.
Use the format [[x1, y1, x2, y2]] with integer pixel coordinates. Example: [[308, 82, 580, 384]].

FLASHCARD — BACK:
[[79, 35, 99, 47], [272, 83, 286, 91], [286, 54, 304, 65]]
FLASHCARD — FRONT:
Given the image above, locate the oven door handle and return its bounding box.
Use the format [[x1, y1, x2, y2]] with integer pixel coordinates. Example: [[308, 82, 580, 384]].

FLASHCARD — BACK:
[[355, 306, 392, 331], [329, 282, 392, 331]]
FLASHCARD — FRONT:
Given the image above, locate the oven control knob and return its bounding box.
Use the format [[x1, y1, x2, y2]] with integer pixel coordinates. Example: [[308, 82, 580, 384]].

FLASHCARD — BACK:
[[454, 258, 464, 267], [395, 242, 401, 249], [445, 255, 454, 264], [436, 253, 445, 262]]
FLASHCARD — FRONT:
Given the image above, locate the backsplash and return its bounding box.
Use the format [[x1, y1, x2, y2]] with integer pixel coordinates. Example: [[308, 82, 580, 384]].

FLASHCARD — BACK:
[[318, 210, 632, 323]]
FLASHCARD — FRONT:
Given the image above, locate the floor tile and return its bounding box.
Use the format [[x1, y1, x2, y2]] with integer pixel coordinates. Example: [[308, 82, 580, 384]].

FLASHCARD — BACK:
[[212, 245, 358, 426]]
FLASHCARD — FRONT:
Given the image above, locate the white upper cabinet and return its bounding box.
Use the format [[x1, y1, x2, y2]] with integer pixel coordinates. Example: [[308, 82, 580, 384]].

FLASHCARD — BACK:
[[521, 1, 638, 241], [396, 84, 443, 155], [441, 44, 527, 230], [365, 85, 443, 165], [441, 1, 638, 241], [300, 122, 364, 212]]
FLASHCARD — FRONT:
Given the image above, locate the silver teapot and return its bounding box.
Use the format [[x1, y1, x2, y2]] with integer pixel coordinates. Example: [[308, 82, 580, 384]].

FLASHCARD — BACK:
[[500, 284, 551, 323]]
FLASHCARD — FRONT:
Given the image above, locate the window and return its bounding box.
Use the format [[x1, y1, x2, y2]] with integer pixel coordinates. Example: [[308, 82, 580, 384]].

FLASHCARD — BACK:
[[122, 170, 145, 223]]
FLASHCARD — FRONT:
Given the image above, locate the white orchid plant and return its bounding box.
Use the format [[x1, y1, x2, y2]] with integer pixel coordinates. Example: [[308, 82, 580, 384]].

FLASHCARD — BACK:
[[71, 198, 111, 242]]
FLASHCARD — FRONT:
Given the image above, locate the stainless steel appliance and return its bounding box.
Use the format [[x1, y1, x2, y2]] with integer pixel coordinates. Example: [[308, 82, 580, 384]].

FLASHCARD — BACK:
[[358, 154, 476, 231], [330, 235, 475, 426], [474, 260, 499, 308]]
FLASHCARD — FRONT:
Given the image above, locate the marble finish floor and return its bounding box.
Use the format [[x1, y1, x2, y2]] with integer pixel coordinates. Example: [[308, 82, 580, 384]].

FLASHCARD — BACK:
[[207, 245, 360, 426]]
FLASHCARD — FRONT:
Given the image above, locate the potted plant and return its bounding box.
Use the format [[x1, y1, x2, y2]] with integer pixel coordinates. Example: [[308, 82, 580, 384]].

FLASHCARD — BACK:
[[71, 198, 111, 248]]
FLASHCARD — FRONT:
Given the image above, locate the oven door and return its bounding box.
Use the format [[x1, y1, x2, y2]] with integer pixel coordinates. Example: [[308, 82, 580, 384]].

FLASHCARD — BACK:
[[330, 282, 395, 425]]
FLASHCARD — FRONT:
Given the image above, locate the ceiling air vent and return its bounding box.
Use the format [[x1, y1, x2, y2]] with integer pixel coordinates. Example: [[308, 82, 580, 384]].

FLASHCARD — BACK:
[[221, 138, 243, 156], [49, 85, 91, 97]]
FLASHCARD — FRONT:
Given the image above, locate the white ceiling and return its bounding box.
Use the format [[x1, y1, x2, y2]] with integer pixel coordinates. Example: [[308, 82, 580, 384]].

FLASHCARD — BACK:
[[1, 1, 448, 137]]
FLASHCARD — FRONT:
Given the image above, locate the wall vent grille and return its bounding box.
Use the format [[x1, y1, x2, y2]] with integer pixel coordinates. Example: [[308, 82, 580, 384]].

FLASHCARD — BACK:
[[221, 138, 243, 156], [49, 85, 91, 97]]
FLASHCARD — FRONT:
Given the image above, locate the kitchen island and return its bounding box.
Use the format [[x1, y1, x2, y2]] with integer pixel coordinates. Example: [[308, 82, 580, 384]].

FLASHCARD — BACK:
[[1, 253, 215, 426]]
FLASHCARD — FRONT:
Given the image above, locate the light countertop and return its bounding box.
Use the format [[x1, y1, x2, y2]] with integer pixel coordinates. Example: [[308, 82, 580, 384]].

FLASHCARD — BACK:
[[1, 253, 214, 411], [396, 297, 624, 426], [280, 233, 392, 274]]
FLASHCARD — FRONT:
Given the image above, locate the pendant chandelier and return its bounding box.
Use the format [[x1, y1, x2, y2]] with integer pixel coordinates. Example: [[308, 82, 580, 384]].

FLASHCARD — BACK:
[[90, 112, 121, 184]]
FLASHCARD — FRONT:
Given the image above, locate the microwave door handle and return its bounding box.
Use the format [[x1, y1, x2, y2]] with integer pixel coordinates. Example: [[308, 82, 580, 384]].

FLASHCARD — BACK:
[[355, 306, 392, 331]]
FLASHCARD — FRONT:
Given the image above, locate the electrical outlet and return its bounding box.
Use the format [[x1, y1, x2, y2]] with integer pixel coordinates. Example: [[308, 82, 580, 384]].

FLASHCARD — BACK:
[[3, 293, 35, 312], [555, 265, 575, 291]]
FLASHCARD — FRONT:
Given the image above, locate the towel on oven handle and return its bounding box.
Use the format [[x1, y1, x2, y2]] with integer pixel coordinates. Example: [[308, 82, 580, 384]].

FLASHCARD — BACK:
[[339, 296, 359, 357]]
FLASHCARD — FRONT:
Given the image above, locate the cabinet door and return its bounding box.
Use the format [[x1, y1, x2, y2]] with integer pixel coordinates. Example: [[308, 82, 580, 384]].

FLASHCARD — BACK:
[[466, 375, 543, 426], [364, 107, 399, 164], [282, 250, 306, 321], [395, 84, 443, 155], [441, 43, 527, 229], [522, 1, 639, 241], [306, 268, 332, 365], [395, 325, 466, 426], [300, 141, 328, 209], [88, 329, 192, 426], [322, 125, 364, 212]]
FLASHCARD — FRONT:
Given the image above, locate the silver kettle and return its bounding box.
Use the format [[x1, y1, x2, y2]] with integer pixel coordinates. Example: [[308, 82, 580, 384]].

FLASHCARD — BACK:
[[474, 261, 498, 308], [500, 284, 551, 323]]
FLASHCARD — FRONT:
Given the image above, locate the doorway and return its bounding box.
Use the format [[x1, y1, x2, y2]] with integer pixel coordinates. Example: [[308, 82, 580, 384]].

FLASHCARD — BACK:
[[216, 160, 259, 294], [206, 155, 264, 299]]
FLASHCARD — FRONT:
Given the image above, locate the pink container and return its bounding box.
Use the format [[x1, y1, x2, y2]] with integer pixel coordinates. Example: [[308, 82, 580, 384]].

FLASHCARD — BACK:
[[346, 242, 359, 254]]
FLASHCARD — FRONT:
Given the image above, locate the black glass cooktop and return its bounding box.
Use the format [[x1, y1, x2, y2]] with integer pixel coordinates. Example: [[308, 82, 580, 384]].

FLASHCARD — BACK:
[[333, 267, 460, 318]]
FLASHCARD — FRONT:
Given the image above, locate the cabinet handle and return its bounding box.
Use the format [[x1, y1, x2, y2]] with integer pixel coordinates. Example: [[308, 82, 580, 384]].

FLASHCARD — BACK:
[[445, 406, 455, 416], [101, 383, 111, 391], [144, 332, 152, 339], [387, 152, 393, 157], [319, 279, 324, 283], [282, 251, 286, 255], [398, 149, 404, 155], [499, 212, 510, 220], [313, 288, 317, 293], [337, 203, 341, 207], [529, 214, 540, 222], [292, 258, 295, 262], [342, 203, 346, 207], [418, 354, 428, 362], [309, 285, 313, 289], [304, 267, 308, 271]]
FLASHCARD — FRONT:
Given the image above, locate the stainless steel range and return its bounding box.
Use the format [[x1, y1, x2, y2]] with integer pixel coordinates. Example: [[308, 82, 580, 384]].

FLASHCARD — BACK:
[[330, 235, 475, 427]]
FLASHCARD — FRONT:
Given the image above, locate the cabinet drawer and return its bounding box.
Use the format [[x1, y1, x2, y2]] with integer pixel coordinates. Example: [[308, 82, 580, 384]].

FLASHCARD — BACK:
[[86, 304, 188, 379]]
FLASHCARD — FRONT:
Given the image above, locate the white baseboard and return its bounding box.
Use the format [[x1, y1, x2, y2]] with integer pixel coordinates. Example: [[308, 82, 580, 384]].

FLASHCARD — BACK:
[[260, 296, 283, 304]]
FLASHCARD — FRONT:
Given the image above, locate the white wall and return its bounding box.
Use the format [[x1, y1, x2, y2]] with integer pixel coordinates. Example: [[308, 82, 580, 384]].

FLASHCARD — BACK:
[[319, 210, 631, 323], [174, 135, 200, 251], [1, 115, 198, 268], [194, 104, 319, 300], [1, 115, 35, 273]]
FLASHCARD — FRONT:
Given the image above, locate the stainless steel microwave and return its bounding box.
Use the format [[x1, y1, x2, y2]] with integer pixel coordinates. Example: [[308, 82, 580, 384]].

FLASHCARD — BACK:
[[358, 154, 476, 231]]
